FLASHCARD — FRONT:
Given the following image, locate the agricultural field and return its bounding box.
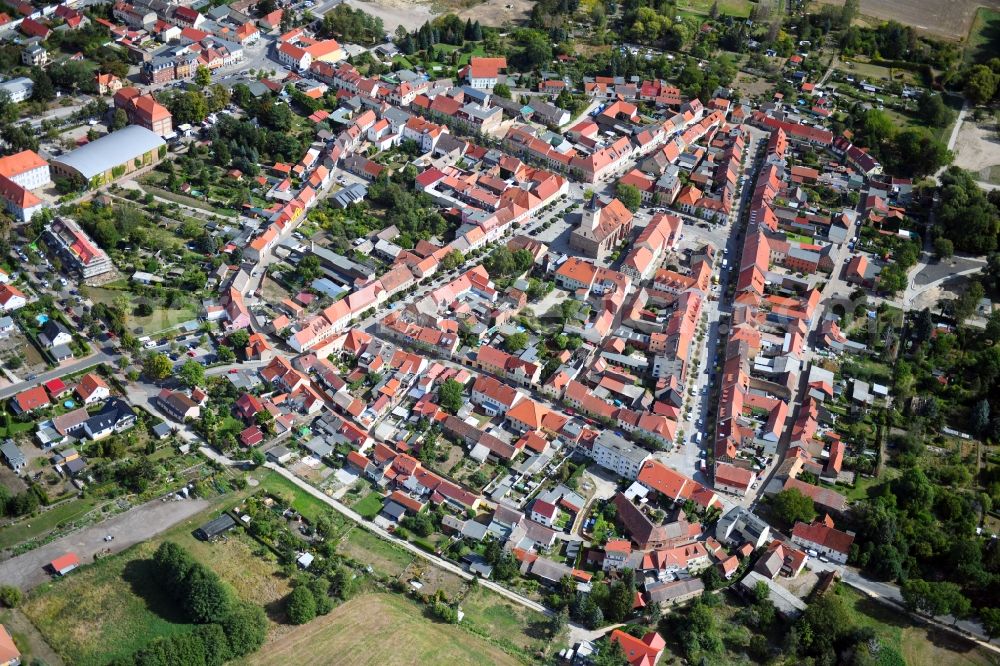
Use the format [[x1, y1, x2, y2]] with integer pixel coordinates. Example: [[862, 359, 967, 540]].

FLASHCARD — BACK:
[[965, 6, 1000, 64], [815, 0, 1000, 41], [677, 0, 752, 17], [240, 593, 522, 666]]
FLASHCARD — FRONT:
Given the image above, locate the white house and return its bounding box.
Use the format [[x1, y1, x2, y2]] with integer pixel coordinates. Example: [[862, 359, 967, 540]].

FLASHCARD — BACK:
[[592, 431, 651, 480], [0, 284, 26, 311], [530, 499, 558, 527]]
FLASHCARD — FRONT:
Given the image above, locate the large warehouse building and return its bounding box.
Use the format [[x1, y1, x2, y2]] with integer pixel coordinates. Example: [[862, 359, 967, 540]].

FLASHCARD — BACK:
[[50, 126, 166, 188]]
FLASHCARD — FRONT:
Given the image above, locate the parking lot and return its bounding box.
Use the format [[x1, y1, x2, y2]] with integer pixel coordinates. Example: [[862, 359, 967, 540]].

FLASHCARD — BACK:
[[0, 496, 210, 592]]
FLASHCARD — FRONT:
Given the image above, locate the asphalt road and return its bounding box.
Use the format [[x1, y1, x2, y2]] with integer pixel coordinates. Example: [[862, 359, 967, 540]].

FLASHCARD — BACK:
[[0, 497, 209, 591], [0, 351, 117, 400]]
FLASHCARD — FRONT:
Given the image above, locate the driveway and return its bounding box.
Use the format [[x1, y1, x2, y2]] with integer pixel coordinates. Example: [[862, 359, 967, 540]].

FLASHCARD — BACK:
[[0, 497, 209, 591]]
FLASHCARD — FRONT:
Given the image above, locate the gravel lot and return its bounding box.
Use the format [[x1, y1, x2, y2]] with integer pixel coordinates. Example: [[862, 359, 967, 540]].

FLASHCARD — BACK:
[[0, 497, 210, 592]]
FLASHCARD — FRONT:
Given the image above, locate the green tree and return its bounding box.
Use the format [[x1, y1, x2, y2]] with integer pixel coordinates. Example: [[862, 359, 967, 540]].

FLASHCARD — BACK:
[[493, 83, 512, 99], [183, 566, 232, 623], [981, 608, 1000, 638], [592, 639, 628, 666], [286, 585, 317, 624], [0, 585, 22, 608], [917, 93, 953, 128], [504, 332, 529, 353], [228, 329, 251, 350], [438, 379, 464, 414], [840, 0, 859, 26], [31, 69, 55, 102], [221, 601, 268, 657], [217, 344, 235, 363], [901, 579, 970, 619], [933, 237, 954, 260], [615, 182, 642, 212], [179, 359, 205, 388], [111, 107, 129, 131], [771, 488, 817, 526], [891, 127, 952, 177], [143, 353, 173, 381], [605, 580, 634, 623], [441, 250, 464, 271], [965, 65, 998, 105], [549, 606, 569, 637], [195, 65, 212, 87], [936, 167, 999, 254]]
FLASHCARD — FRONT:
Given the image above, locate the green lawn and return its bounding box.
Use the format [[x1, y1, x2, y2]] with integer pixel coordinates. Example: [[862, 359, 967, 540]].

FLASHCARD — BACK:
[[0, 420, 35, 439], [256, 472, 335, 524], [81, 285, 196, 335], [338, 527, 413, 577], [785, 232, 814, 244], [836, 585, 996, 666], [351, 491, 383, 520], [965, 7, 1000, 64], [458, 586, 552, 658], [677, 0, 751, 17], [0, 497, 100, 550]]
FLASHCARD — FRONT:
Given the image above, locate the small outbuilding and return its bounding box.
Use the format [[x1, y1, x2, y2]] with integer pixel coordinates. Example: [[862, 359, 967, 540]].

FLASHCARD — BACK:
[[50, 552, 80, 575], [194, 513, 237, 541]]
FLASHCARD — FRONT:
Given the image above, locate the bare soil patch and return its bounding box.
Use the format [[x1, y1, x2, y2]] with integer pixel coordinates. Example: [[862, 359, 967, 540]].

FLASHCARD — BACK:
[[953, 117, 1000, 183]]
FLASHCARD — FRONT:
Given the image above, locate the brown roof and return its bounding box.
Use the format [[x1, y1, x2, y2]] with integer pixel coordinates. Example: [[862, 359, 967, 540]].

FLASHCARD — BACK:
[[792, 520, 854, 555]]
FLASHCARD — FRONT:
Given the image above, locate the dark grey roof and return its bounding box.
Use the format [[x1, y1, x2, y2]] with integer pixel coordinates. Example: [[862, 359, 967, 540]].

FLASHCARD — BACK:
[[195, 513, 237, 539], [65, 457, 87, 474], [1, 439, 25, 465], [381, 501, 407, 521]]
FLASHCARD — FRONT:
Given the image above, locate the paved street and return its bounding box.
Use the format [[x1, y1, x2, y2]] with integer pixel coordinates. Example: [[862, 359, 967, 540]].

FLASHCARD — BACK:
[[0, 351, 117, 400]]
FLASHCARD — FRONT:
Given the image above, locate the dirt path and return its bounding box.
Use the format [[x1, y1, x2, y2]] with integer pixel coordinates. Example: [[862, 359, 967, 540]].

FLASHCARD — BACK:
[[0, 497, 209, 592]]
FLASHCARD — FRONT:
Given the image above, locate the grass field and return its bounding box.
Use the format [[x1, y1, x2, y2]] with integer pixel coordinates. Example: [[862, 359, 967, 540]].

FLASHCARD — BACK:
[[338, 526, 414, 577], [81, 285, 196, 335], [677, 0, 752, 17], [965, 7, 1000, 64], [351, 491, 383, 520], [20, 485, 291, 665], [837, 585, 998, 666], [459, 586, 551, 658], [240, 593, 522, 666], [140, 182, 238, 218], [256, 472, 336, 523], [0, 498, 100, 551], [22, 543, 197, 665]]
